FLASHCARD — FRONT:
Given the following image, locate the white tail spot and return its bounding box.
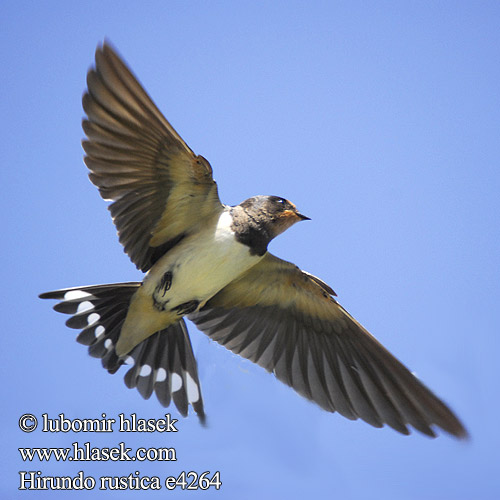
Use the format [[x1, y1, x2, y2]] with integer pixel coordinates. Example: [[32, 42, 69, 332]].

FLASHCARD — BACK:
[[87, 313, 100, 326], [171, 373, 182, 392], [139, 365, 152, 377], [64, 290, 92, 300], [156, 368, 167, 382], [95, 325, 105, 338], [104, 339, 113, 350], [77, 301, 94, 313], [124, 356, 134, 365], [185, 372, 200, 403]]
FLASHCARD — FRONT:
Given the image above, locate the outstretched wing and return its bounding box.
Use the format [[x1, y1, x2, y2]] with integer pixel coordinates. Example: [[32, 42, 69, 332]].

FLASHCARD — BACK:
[[83, 42, 223, 272], [189, 253, 467, 438]]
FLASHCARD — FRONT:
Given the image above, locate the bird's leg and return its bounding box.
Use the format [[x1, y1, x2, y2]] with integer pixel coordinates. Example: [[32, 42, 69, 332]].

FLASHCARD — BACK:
[[156, 271, 173, 297], [152, 270, 173, 311], [173, 300, 200, 315]]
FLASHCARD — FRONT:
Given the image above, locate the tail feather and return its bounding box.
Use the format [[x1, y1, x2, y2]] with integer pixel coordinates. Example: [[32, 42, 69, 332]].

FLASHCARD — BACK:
[[125, 322, 206, 424], [39, 283, 205, 422]]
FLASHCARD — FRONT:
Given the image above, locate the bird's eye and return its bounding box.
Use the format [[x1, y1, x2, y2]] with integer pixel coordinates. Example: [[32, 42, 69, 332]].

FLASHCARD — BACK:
[[271, 196, 288, 210]]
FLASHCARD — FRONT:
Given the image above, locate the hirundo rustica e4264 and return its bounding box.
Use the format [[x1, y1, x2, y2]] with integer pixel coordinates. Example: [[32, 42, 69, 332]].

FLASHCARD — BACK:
[[40, 42, 467, 439]]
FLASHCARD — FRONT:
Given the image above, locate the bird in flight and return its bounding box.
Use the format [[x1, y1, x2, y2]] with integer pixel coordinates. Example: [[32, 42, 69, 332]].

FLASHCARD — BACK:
[[40, 42, 467, 439]]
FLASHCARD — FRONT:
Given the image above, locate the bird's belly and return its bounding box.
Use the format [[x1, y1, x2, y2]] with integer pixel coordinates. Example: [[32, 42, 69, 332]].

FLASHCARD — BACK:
[[117, 212, 262, 356], [146, 222, 262, 311]]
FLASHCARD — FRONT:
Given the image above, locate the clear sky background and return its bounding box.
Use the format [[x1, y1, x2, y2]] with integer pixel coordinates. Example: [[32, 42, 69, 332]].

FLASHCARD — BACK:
[[2, 1, 499, 498]]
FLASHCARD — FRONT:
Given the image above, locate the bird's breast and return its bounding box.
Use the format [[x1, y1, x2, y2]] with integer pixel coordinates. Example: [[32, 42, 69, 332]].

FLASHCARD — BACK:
[[145, 210, 263, 311]]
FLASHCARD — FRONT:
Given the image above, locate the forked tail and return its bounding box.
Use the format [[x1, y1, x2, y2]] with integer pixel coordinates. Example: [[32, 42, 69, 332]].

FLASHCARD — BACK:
[[40, 283, 205, 422]]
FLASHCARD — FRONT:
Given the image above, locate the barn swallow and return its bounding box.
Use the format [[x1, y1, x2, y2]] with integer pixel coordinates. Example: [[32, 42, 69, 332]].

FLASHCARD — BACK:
[[40, 42, 467, 438]]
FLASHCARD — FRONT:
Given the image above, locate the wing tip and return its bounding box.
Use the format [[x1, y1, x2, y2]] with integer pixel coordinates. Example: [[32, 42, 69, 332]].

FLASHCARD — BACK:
[[444, 420, 470, 441], [96, 38, 118, 61]]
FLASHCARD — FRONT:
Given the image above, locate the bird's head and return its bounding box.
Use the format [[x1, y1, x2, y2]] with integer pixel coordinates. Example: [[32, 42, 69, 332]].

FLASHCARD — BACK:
[[239, 195, 310, 239]]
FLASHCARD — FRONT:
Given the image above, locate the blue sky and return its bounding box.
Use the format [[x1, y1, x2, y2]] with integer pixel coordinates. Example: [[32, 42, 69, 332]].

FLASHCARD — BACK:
[[2, 1, 499, 498]]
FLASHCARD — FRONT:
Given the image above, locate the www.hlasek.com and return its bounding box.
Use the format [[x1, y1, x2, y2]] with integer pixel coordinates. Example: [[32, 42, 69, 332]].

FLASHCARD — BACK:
[[17, 412, 221, 491]]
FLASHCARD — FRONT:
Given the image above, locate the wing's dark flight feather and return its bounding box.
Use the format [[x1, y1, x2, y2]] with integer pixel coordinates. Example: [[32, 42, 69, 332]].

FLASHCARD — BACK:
[[82, 43, 222, 272], [189, 253, 467, 438]]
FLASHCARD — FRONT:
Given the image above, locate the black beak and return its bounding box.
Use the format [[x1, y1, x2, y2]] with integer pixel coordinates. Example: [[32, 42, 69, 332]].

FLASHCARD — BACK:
[[297, 212, 311, 221]]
